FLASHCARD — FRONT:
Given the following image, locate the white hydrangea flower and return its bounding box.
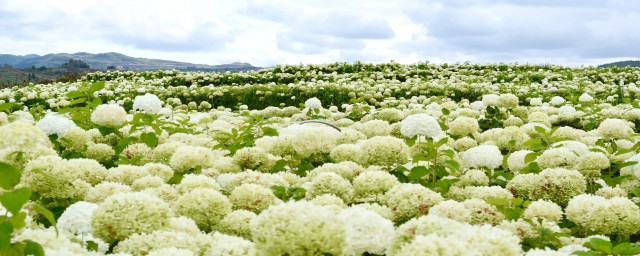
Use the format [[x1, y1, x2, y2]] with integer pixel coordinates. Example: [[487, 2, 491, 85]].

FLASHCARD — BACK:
[[305, 97, 322, 109], [482, 94, 499, 106], [462, 145, 503, 170], [566, 194, 640, 235], [529, 98, 543, 106], [597, 118, 633, 140], [132, 93, 163, 114], [400, 114, 442, 138], [91, 104, 127, 127], [58, 201, 98, 236], [549, 96, 566, 106], [338, 207, 394, 256], [35, 113, 77, 137], [578, 93, 594, 103]]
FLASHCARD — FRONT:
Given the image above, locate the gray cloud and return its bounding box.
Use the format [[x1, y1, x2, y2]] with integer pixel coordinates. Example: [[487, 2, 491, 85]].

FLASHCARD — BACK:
[[242, 0, 393, 54], [399, 0, 640, 64], [304, 11, 394, 40], [97, 21, 230, 52], [277, 31, 364, 54], [1, 0, 639, 66]]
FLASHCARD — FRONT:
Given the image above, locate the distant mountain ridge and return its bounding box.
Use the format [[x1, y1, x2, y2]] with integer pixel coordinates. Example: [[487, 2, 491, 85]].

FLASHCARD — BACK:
[[599, 60, 640, 68], [0, 52, 259, 71]]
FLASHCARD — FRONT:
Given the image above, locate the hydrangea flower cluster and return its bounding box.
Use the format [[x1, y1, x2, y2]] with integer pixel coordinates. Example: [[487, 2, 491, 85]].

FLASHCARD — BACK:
[[5, 62, 640, 255]]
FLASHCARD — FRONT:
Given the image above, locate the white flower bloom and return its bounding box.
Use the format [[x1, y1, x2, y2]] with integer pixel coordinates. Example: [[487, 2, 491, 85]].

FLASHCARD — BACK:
[[91, 104, 127, 127], [549, 96, 565, 106], [529, 98, 543, 106], [400, 114, 442, 138], [58, 201, 98, 236], [482, 94, 499, 106], [305, 97, 322, 109], [35, 113, 77, 137], [462, 145, 503, 170], [338, 207, 394, 255], [578, 93, 594, 103], [132, 93, 163, 114]]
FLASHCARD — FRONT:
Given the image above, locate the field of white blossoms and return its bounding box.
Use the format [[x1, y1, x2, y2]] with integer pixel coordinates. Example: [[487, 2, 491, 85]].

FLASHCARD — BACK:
[[2, 62, 640, 255]]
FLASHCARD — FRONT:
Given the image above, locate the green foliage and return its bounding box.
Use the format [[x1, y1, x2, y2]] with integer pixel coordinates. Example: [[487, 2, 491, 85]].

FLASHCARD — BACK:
[[271, 185, 306, 202], [0, 163, 21, 190], [0, 162, 52, 256], [213, 115, 278, 154], [478, 106, 506, 130], [58, 80, 105, 126], [391, 137, 460, 193], [574, 238, 640, 256], [521, 226, 567, 251], [486, 197, 528, 220]]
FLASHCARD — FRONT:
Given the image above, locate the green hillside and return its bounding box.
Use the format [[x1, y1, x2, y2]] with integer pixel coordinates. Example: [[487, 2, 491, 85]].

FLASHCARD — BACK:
[[598, 60, 640, 68], [0, 52, 259, 71]]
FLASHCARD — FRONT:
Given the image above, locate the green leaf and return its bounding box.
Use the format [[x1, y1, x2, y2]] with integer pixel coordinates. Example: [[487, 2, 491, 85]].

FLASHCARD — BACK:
[[441, 160, 460, 172], [270, 159, 288, 173], [0, 188, 31, 215], [87, 81, 106, 93], [412, 153, 430, 163], [141, 113, 154, 124], [167, 173, 185, 185], [512, 198, 524, 207], [8, 212, 27, 230], [23, 240, 45, 256], [404, 136, 417, 147], [441, 108, 450, 115], [0, 162, 21, 190], [0, 222, 13, 251], [634, 188, 640, 197], [590, 148, 608, 154], [434, 178, 459, 194], [587, 238, 612, 254], [486, 198, 510, 206], [391, 166, 409, 183], [613, 243, 631, 255], [519, 162, 541, 174], [115, 137, 136, 154], [262, 127, 279, 136], [524, 152, 541, 164], [33, 204, 57, 235], [534, 125, 547, 134], [88, 97, 102, 108], [408, 166, 429, 180], [618, 245, 640, 255], [572, 251, 597, 256], [435, 137, 449, 147], [0, 103, 17, 112], [440, 149, 455, 159], [614, 161, 638, 171], [86, 240, 99, 252], [97, 126, 115, 136], [288, 187, 306, 200], [66, 91, 85, 99], [140, 132, 158, 147], [295, 162, 314, 177], [502, 208, 523, 220], [69, 97, 87, 106], [270, 185, 287, 200], [523, 138, 546, 151]]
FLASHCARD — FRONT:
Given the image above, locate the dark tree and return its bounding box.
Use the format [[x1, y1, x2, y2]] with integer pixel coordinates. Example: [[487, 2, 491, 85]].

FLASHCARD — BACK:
[[62, 59, 90, 69]]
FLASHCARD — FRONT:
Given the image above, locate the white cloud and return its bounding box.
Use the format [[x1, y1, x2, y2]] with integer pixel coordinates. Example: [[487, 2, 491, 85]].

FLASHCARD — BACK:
[[0, 0, 638, 67]]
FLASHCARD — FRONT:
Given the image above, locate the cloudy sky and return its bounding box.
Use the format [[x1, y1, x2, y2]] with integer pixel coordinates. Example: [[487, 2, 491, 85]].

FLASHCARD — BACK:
[[0, 0, 638, 67]]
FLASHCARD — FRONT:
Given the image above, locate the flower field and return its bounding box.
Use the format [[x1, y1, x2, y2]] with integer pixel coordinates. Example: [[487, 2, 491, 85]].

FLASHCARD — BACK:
[[2, 62, 640, 255]]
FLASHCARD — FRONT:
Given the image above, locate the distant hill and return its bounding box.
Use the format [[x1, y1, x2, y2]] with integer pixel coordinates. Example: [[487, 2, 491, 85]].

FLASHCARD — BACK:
[[599, 60, 640, 68], [0, 52, 260, 72]]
